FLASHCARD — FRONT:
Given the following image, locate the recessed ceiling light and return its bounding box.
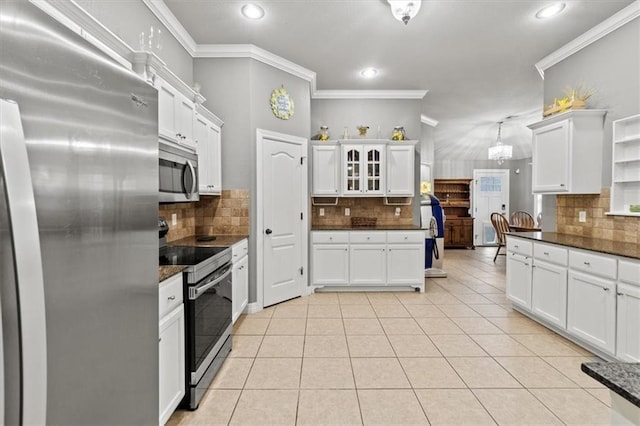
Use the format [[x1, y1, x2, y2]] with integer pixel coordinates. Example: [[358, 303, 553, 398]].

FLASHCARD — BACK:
[[241, 4, 264, 20], [360, 68, 378, 79], [535, 2, 566, 19]]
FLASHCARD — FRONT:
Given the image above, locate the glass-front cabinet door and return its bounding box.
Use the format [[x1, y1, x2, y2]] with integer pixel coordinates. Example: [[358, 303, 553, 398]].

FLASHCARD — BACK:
[[343, 145, 362, 195], [365, 146, 384, 195], [342, 144, 385, 195]]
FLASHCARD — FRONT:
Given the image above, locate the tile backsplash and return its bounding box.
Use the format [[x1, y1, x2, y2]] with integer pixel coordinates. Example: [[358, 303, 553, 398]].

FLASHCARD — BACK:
[[556, 187, 639, 243], [311, 197, 414, 227], [159, 189, 250, 242]]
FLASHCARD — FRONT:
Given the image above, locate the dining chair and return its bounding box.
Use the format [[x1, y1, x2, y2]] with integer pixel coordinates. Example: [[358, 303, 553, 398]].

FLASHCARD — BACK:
[[491, 212, 511, 262], [510, 211, 535, 228]]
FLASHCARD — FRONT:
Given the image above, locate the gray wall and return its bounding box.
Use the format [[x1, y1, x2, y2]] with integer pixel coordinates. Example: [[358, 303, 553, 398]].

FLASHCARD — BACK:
[[434, 158, 534, 214], [76, 0, 193, 85], [544, 18, 640, 187], [311, 99, 422, 142], [194, 57, 311, 303]]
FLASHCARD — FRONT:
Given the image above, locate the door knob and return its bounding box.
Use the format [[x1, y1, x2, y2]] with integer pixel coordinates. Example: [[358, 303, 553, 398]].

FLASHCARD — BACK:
[[265, 228, 273, 235]]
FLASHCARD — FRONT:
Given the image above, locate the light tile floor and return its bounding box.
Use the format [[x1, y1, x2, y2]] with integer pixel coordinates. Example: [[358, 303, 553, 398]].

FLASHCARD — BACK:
[[168, 247, 611, 426]]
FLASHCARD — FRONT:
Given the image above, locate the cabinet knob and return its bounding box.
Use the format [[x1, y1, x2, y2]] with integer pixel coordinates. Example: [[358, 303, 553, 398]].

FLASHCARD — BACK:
[[617, 292, 623, 296], [603, 287, 610, 292], [167, 295, 176, 300], [584, 261, 591, 266], [560, 184, 566, 187], [543, 252, 549, 255]]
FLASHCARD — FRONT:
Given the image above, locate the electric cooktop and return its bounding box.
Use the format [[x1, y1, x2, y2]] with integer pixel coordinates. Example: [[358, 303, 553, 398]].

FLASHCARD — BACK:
[[159, 245, 229, 266]]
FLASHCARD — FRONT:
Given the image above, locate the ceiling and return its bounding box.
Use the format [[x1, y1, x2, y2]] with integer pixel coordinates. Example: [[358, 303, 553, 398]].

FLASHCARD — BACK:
[[162, 0, 633, 160]]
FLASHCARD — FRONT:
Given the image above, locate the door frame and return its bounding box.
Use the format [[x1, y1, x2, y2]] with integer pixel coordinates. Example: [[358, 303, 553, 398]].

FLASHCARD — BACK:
[[472, 169, 510, 246], [256, 128, 309, 310]]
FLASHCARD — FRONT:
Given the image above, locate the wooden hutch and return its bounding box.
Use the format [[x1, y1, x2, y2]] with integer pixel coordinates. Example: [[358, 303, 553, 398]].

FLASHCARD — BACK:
[[434, 179, 474, 249]]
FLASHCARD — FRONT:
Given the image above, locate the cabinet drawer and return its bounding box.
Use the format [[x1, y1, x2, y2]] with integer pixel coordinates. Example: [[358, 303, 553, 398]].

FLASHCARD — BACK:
[[349, 231, 386, 244], [569, 250, 617, 279], [387, 231, 424, 244], [534, 243, 568, 266], [506, 237, 532, 256], [618, 259, 640, 286], [312, 231, 349, 244], [232, 238, 248, 261], [159, 273, 184, 319]]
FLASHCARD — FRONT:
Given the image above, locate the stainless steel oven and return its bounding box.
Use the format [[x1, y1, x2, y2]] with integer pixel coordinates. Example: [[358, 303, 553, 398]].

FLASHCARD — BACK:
[[159, 242, 233, 410], [159, 141, 199, 202]]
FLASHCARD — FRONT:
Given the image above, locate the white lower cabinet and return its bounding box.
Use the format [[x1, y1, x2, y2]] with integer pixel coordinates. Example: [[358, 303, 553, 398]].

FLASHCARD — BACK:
[[310, 230, 424, 290], [350, 244, 387, 285], [532, 259, 567, 329], [616, 259, 640, 361], [232, 239, 249, 323], [159, 274, 185, 425], [506, 252, 532, 309], [567, 270, 617, 355], [311, 244, 349, 285]]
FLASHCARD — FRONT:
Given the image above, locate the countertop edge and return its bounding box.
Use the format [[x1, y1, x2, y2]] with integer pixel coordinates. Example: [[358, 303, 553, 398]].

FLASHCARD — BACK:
[[581, 362, 640, 408], [159, 265, 186, 283], [505, 232, 640, 260]]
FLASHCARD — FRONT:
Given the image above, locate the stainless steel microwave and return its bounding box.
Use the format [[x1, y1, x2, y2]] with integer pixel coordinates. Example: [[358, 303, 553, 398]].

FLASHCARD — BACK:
[[159, 141, 199, 203]]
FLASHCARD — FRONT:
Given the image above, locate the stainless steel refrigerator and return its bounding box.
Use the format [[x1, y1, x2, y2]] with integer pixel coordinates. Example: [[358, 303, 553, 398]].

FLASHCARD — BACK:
[[1, 2, 159, 425]]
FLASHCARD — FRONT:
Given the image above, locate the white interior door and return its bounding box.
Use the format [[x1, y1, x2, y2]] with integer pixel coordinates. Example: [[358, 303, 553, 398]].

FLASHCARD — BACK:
[[473, 169, 509, 246], [258, 130, 308, 308]]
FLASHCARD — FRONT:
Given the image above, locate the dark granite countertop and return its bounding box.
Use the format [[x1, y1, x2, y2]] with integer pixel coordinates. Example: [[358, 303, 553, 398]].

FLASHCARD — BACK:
[[159, 266, 185, 283], [581, 362, 640, 407], [312, 225, 423, 231], [505, 232, 640, 260], [169, 234, 248, 248]]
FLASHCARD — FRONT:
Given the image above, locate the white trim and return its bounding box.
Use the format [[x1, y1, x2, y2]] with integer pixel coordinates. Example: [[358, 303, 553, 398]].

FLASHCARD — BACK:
[[313, 90, 428, 100], [30, 0, 133, 69], [244, 302, 262, 315], [196, 44, 317, 89], [256, 129, 309, 310], [535, 1, 640, 78], [421, 114, 439, 127], [141, 0, 197, 55]]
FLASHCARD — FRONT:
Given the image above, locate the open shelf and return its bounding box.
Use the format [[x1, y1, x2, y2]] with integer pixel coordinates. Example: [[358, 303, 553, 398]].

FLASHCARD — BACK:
[[610, 115, 640, 216]]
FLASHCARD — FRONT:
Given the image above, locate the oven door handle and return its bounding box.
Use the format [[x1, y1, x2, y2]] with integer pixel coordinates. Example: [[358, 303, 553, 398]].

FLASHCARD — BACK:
[[191, 267, 232, 300]]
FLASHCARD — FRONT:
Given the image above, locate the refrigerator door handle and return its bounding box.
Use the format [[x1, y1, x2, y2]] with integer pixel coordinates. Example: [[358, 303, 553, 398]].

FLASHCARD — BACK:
[[0, 99, 48, 425]]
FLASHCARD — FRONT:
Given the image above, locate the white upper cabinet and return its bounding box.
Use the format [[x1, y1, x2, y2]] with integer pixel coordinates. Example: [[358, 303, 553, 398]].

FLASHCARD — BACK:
[[342, 144, 386, 196], [312, 144, 340, 196], [386, 144, 415, 196], [156, 77, 196, 150], [609, 114, 640, 216], [195, 108, 223, 195], [528, 110, 606, 194]]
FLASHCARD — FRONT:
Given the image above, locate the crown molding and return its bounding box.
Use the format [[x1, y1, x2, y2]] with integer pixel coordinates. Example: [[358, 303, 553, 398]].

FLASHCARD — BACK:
[[312, 90, 428, 100], [141, 0, 197, 56], [195, 44, 317, 89], [421, 114, 439, 127], [535, 1, 640, 79], [30, 0, 133, 69]]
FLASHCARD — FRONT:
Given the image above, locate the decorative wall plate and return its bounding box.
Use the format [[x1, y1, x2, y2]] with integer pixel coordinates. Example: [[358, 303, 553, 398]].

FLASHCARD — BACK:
[[270, 86, 294, 120]]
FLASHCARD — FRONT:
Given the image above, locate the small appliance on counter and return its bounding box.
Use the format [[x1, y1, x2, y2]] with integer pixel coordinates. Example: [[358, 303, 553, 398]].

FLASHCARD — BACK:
[[420, 194, 447, 278], [158, 220, 233, 410]]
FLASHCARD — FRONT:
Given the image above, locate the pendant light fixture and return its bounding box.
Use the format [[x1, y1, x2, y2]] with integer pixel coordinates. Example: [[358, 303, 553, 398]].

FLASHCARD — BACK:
[[387, 1, 422, 25], [488, 121, 512, 165]]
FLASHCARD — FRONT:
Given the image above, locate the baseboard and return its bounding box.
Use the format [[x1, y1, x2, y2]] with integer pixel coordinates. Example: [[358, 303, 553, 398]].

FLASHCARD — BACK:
[[245, 302, 262, 314]]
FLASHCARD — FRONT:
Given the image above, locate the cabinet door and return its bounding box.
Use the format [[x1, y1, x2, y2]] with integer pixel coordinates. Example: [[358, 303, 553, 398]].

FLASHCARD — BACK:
[[232, 255, 249, 323], [386, 145, 414, 196], [532, 120, 570, 193], [207, 123, 222, 194], [506, 252, 532, 309], [567, 271, 616, 354], [342, 145, 362, 195], [194, 115, 210, 192], [532, 260, 567, 328], [616, 283, 640, 362], [364, 145, 385, 195], [159, 305, 185, 425], [176, 94, 196, 150], [350, 244, 386, 285], [387, 244, 423, 285], [312, 244, 349, 285], [461, 220, 473, 247], [312, 145, 340, 195], [157, 79, 178, 143]]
